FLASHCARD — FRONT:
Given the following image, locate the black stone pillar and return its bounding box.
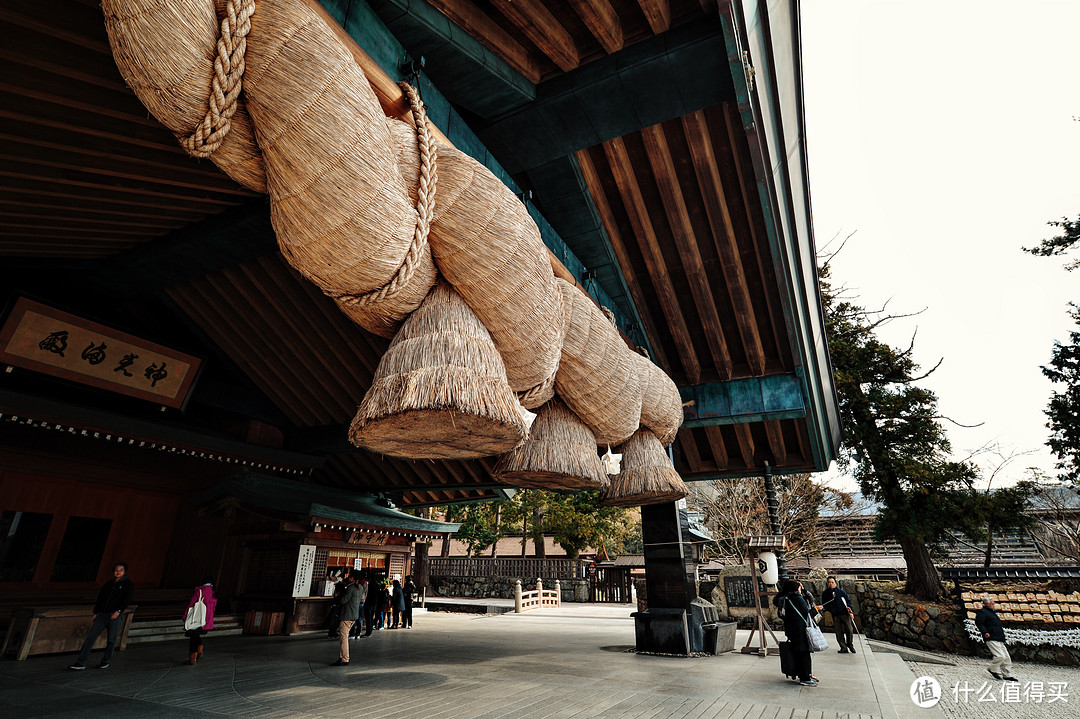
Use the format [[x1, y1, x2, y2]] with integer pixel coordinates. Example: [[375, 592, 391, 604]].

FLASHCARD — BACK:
[[634, 501, 717, 654], [641, 502, 694, 609]]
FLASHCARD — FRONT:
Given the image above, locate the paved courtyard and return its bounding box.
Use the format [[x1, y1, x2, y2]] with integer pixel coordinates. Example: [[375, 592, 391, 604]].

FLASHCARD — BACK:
[[0, 604, 1069, 719]]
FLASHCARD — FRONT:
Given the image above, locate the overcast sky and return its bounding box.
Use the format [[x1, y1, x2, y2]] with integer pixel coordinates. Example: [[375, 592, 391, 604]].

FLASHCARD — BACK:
[[800, 1, 1079, 491]]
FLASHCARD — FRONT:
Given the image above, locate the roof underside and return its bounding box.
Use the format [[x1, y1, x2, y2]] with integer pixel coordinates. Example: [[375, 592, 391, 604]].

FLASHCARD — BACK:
[[0, 0, 838, 505]]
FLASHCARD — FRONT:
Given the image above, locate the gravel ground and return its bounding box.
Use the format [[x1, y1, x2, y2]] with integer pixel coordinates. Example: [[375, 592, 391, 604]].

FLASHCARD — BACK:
[[904, 653, 1077, 719]]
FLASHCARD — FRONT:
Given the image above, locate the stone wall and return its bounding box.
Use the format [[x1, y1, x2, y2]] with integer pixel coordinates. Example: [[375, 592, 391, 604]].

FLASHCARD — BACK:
[[848, 581, 1079, 666], [428, 576, 590, 603], [682, 573, 1079, 666]]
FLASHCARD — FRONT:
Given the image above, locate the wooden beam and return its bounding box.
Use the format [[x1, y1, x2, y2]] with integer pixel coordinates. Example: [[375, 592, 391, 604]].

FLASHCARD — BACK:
[[567, 0, 623, 54], [636, 0, 671, 34], [763, 420, 786, 467], [203, 272, 347, 422], [168, 283, 314, 425], [234, 262, 361, 421], [720, 102, 784, 367], [265, 256, 384, 381], [703, 425, 728, 470], [641, 123, 732, 379], [601, 136, 701, 383], [575, 147, 671, 371], [677, 427, 703, 473], [421, 0, 543, 82], [488, 0, 580, 72], [682, 110, 766, 376], [732, 423, 755, 468]]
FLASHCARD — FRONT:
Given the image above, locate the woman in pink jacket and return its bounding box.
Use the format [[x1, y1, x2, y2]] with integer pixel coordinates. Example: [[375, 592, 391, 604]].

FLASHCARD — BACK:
[[183, 576, 217, 665]]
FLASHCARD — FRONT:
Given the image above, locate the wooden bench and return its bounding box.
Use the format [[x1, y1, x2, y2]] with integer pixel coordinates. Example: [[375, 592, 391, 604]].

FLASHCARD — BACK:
[[0, 605, 137, 661]]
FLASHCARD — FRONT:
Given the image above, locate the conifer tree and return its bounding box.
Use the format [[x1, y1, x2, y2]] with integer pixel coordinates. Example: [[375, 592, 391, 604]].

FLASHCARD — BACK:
[[821, 264, 984, 600]]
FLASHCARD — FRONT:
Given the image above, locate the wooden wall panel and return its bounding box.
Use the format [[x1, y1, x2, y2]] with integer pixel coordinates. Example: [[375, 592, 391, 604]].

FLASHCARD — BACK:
[[0, 470, 179, 590]]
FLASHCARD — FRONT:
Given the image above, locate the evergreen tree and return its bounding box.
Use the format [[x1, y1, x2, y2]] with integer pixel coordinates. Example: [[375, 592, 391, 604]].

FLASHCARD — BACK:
[[1041, 304, 1080, 484], [1024, 215, 1080, 271], [821, 264, 984, 600], [1026, 215, 1080, 483]]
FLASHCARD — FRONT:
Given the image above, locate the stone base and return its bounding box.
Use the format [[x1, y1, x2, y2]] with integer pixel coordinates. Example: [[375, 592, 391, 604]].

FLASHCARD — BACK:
[[633, 609, 690, 655]]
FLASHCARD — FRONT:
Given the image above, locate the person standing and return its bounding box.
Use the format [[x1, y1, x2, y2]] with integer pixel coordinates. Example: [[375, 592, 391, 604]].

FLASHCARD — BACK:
[[820, 576, 856, 653], [331, 570, 362, 666], [350, 572, 369, 638], [362, 573, 382, 636], [774, 579, 817, 686], [183, 576, 217, 665], [975, 596, 1017, 681], [390, 578, 405, 628], [69, 562, 134, 670], [402, 575, 417, 629]]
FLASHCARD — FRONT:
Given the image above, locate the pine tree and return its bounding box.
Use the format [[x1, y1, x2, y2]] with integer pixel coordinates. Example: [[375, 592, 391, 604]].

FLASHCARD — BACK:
[[821, 264, 984, 600], [1041, 304, 1080, 484]]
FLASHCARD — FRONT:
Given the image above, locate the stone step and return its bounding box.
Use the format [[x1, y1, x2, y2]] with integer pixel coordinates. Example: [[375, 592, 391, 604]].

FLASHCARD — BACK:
[[126, 614, 245, 644], [866, 638, 958, 666], [127, 627, 244, 644]]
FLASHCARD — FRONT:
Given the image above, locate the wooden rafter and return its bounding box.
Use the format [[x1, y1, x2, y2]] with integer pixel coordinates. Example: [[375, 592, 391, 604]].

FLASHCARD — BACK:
[[719, 102, 785, 369], [424, 0, 542, 83], [641, 123, 733, 379], [489, 0, 580, 72], [575, 147, 671, 372], [601, 136, 702, 383], [682, 110, 766, 376], [763, 420, 786, 467], [732, 423, 755, 468], [677, 427, 703, 473], [636, 0, 671, 34], [567, 0, 623, 54], [704, 425, 729, 470], [169, 283, 316, 425]]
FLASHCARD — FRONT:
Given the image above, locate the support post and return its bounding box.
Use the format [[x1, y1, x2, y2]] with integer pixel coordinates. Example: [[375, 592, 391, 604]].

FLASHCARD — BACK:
[[514, 580, 522, 613], [762, 461, 787, 582]]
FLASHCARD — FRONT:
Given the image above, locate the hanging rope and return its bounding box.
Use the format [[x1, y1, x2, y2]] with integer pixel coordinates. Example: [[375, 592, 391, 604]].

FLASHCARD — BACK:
[[181, 0, 256, 158], [335, 81, 437, 309]]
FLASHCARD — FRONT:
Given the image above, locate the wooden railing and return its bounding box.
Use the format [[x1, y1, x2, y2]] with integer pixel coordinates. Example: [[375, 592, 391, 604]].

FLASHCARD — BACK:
[[515, 579, 561, 613], [429, 557, 581, 579]]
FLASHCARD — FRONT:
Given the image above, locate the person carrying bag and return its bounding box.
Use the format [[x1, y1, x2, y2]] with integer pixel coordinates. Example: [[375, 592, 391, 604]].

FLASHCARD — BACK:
[[774, 579, 821, 686], [182, 577, 217, 665]]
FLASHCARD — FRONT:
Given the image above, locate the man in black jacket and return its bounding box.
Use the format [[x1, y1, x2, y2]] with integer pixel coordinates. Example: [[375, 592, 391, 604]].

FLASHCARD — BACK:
[[69, 562, 134, 670], [821, 576, 856, 653], [974, 596, 1017, 681]]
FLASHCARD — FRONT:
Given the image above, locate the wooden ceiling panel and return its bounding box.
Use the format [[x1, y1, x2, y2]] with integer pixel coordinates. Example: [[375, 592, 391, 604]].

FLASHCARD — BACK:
[[576, 102, 793, 387], [0, 1, 256, 260], [427, 0, 708, 81]]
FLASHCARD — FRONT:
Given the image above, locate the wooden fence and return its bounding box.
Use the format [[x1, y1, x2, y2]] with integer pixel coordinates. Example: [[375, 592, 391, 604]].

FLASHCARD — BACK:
[[429, 557, 581, 579]]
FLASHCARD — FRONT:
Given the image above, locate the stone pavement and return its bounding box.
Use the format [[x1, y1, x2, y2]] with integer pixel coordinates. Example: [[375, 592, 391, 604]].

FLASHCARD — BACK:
[[0, 603, 1001, 719], [905, 652, 1076, 719]]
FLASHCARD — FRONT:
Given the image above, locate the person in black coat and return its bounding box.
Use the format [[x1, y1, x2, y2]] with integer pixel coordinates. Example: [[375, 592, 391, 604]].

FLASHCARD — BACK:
[[69, 562, 134, 670], [974, 596, 1017, 681], [362, 573, 383, 636], [821, 576, 856, 653], [774, 579, 817, 686], [402, 576, 417, 628]]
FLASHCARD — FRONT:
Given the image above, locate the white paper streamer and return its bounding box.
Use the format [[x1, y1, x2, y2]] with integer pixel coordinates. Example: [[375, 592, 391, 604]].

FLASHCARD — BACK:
[[963, 618, 1080, 648]]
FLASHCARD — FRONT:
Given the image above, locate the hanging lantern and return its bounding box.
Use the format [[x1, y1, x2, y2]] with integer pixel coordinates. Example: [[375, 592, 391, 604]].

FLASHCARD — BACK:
[[756, 551, 779, 585]]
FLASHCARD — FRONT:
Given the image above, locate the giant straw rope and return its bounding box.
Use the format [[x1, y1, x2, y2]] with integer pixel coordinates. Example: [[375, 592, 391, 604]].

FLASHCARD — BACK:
[[102, 0, 683, 449]]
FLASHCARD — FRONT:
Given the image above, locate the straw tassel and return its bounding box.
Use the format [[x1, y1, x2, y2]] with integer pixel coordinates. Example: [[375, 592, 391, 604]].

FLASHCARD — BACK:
[[494, 397, 607, 490], [599, 429, 688, 507], [350, 282, 527, 459]]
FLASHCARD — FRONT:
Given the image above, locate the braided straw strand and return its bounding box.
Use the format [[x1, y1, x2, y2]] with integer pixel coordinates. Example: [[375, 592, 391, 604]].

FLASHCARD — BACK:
[[336, 82, 437, 309], [181, 0, 255, 158]]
